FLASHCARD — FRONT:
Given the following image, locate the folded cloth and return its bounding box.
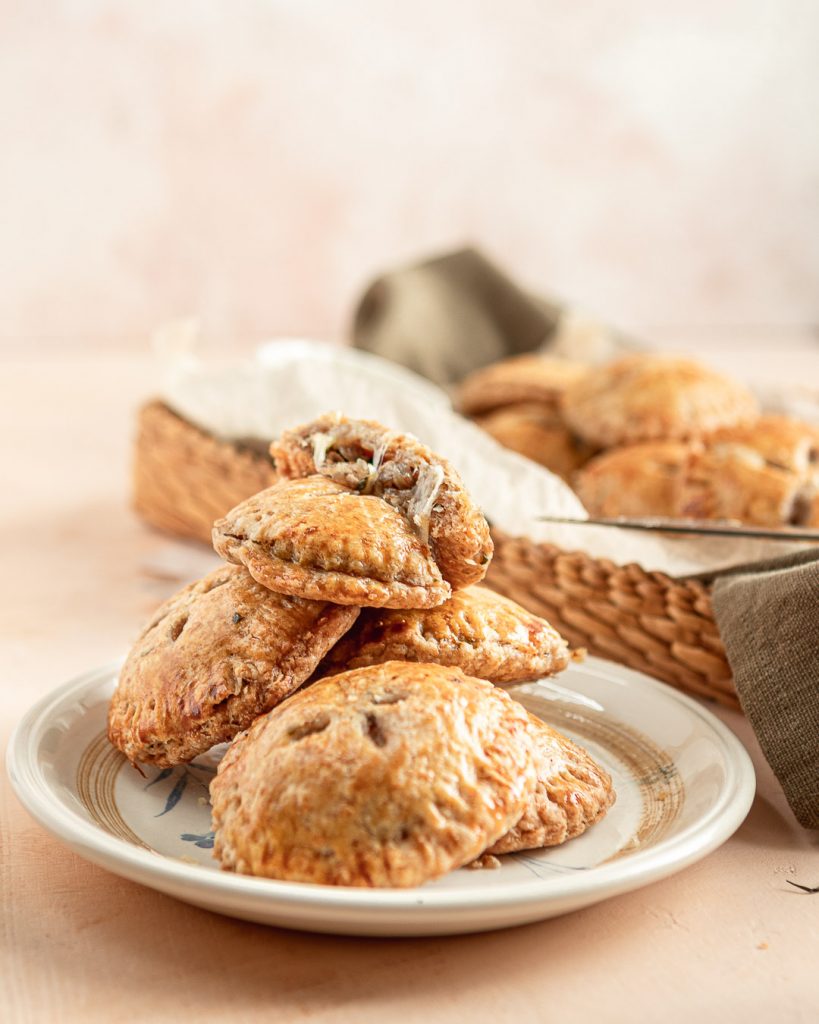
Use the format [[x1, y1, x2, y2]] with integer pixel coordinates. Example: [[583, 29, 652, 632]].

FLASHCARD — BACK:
[[352, 248, 558, 384], [351, 247, 631, 385], [692, 549, 819, 829]]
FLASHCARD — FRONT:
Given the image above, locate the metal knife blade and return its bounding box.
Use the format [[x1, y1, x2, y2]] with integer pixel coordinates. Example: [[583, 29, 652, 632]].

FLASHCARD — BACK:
[[537, 515, 819, 542]]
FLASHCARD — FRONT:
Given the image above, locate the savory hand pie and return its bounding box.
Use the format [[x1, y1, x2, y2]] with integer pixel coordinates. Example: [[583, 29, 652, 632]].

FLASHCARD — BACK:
[[574, 416, 819, 526], [488, 713, 615, 854], [316, 585, 570, 683], [562, 354, 758, 447], [210, 662, 536, 887], [677, 415, 819, 527], [271, 414, 493, 590], [680, 445, 819, 527], [213, 475, 451, 608], [457, 354, 589, 417], [107, 564, 359, 767], [474, 401, 594, 480], [707, 415, 819, 474], [574, 441, 695, 518]]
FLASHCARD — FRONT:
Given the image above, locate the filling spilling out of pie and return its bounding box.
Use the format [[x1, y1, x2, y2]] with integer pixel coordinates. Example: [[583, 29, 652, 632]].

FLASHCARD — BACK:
[[271, 413, 494, 589]]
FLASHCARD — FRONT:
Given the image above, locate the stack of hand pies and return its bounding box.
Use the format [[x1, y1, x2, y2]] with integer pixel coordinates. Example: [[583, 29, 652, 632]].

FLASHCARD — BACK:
[[458, 352, 819, 528], [108, 414, 615, 887]]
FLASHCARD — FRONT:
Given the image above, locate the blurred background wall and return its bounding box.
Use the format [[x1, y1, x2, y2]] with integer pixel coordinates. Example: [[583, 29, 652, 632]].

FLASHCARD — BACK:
[[2, 1, 817, 354]]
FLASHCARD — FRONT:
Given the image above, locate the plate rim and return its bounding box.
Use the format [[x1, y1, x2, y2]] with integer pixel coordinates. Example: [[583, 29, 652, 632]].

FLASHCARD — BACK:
[[6, 656, 756, 915]]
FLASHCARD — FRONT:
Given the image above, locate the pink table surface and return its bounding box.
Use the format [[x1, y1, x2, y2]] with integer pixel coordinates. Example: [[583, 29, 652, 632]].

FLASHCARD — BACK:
[[1, 351, 817, 1023]]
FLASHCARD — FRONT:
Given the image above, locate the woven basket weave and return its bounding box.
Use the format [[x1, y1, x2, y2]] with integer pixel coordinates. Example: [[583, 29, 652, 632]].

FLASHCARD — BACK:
[[134, 401, 278, 541], [133, 401, 738, 709]]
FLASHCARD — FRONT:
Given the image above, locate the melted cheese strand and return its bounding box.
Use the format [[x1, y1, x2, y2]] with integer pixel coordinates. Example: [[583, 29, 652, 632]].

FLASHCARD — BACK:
[[408, 463, 445, 546]]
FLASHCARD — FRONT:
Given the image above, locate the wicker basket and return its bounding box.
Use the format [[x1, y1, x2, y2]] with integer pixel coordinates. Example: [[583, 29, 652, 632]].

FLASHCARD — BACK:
[[134, 401, 278, 541], [133, 401, 738, 709]]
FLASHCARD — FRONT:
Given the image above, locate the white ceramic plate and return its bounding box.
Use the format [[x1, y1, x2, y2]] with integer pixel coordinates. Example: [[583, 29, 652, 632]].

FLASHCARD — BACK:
[[7, 656, 754, 936]]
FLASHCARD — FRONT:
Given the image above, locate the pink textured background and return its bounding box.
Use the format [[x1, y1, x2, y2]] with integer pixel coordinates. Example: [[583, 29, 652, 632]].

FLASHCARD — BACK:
[[1, 2, 818, 351]]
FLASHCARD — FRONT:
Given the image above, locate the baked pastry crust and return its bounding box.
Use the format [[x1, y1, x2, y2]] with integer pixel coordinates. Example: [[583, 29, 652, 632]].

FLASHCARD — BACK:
[[107, 564, 359, 767], [707, 415, 819, 474], [574, 416, 819, 525], [213, 475, 451, 608], [316, 585, 570, 683], [457, 355, 589, 417], [680, 446, 819, 527], [488, 713, 615, 854], [210, 662, 536, 887], [271, 414, 493, 590], [679, 415, 819, 527], [574, 441, 695, 518], [475, 402, 594, 480], [562, 355, 758, 447]]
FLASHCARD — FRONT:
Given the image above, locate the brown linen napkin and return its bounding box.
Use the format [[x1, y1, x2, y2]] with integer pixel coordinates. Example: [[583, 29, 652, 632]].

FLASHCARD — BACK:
[[351, 246, 642, 384], [693, 550, 819, 829], [351, 247, 563, 384]]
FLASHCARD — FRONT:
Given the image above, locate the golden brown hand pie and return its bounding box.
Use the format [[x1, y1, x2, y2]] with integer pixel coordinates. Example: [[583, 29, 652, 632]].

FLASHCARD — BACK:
[[456, 355, 589, 417], [678, 415, 819, 527], [573, 441, 696, 518], [271, 414, 493, 590], [107, 564, 359, 768], [210, 662, 536, 887], [488, 712, 615, 855], [474, 402, 595, 480], [316, 585, 570, 683], [680, 446, 819, 527], [562, 354, 758, 447], [707, 415, 819, 474], [574, 418, 819, 526], [213, 475, 451, 608]]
